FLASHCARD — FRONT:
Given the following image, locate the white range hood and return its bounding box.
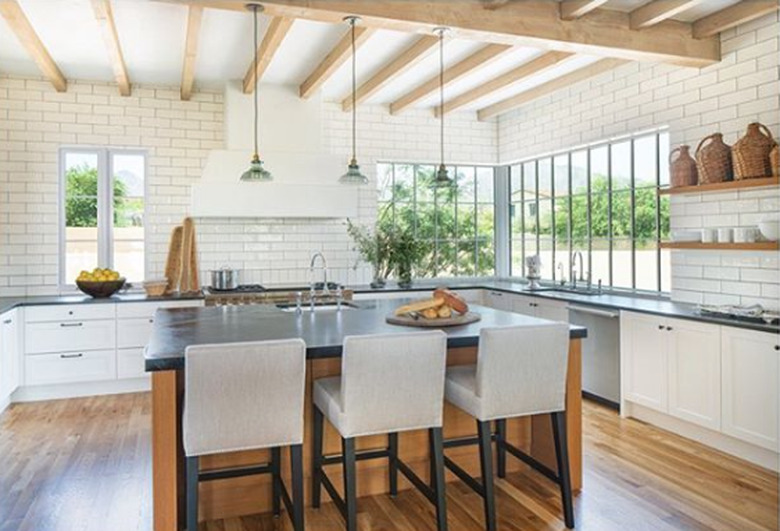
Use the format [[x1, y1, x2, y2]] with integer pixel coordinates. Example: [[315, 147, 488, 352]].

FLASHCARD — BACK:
[[190, 82, 358, 218]]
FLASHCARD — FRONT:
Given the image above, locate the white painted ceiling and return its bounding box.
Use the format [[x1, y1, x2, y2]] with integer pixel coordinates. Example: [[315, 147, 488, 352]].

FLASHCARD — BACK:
[[0, 0, 743, 113]]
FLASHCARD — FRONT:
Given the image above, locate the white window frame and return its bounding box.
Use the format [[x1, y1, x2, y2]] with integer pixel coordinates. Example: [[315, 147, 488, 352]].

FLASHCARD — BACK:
[[59, 147, 148, 288]]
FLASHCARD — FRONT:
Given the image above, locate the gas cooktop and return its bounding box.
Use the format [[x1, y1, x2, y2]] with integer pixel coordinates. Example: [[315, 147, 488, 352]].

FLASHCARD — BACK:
[[205, 284, 267, 294]]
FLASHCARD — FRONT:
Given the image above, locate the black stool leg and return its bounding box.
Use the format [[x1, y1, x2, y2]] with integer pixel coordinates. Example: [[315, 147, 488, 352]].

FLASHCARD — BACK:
[[495, 419, 507, 479], [342, 437, 358, 531], [388, 432, 399, 496], [312, 405, 324, 508], [429, 428, 448, 531], [552, 412, 575, 529], [271, 447, 281, 517], [186, 456, 199, 531], [290, 443, 305, 531], [477, 420, 497, 531]]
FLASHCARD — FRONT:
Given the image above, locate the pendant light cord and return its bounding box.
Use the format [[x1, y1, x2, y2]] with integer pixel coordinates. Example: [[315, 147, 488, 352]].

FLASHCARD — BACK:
[[252, 5, 259, 159], [350, 18, 357, 163], [438, 29, 444, 169]]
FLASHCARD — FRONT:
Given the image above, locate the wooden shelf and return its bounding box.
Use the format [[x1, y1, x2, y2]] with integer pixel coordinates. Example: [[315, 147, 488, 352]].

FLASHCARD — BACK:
[[660, 241, 779, 250], [658, 176, 779, 195]]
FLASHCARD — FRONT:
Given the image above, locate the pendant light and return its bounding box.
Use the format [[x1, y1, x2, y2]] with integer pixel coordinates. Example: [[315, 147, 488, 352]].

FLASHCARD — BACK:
[[240, 2, 272, 182], [339, 16, 368, 185], [433, 27, 453, 188]]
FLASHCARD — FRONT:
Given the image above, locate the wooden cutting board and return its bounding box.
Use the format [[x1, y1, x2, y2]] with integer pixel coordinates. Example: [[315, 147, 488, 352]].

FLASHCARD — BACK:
[[163, 226, 183, 294], [386, 311, 481, 328]]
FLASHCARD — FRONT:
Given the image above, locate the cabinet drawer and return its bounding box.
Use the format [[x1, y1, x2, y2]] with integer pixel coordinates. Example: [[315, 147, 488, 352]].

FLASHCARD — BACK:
[[118, 348, 148, 379], [117, 317, 155, 349], [25, 349, 116, 386], [25, 319, 116, 354], [25, 303, 115, 323], [116, 300, 203, 319]]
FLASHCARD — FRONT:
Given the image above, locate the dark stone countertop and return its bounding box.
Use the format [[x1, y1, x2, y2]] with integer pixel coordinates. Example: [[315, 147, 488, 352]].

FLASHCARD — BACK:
[[144, 299, 588, 372], [0, 291, 204, 315]]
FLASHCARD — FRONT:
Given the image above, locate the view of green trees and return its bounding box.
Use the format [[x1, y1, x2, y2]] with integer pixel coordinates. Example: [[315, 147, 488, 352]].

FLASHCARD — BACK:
[[377, 164, 495, 278], [65, 163, 141, 227]]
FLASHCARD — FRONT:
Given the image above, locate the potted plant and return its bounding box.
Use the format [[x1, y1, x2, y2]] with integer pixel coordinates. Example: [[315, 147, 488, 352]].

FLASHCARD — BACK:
[[390, 227, 427, 288], [346, 219, 393, 288]]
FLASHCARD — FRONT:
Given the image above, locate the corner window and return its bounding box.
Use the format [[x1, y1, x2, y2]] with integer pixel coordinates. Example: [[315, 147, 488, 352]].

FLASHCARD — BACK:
[[61, 148, 146, 286]]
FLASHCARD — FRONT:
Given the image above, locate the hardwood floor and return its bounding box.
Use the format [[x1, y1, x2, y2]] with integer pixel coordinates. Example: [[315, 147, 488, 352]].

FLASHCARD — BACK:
[[0, 394, 776, 531]]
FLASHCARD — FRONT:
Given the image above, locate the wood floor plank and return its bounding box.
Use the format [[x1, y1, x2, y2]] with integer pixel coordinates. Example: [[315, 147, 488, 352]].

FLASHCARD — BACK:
[[0, 395, 776, 531]]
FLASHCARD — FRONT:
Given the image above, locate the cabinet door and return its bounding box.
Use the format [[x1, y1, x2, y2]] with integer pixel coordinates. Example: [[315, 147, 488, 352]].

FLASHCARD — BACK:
[[667, 318, 721, 431], [1, 311, 19, 400], [485, 291, 511, 311], [509, 294, 537, 316], [622, 312, 668, 412], [721, 327, 779, 451], [118, 348, 148, 380], [25, 319, 116, 354], [25, 349, 116, 386], [535, 300, 569, 322], [117, 317, 155, 349]]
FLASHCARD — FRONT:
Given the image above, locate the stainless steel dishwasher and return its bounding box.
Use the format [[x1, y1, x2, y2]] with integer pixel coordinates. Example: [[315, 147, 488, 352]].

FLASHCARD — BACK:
[[567, 304, 621, 409]]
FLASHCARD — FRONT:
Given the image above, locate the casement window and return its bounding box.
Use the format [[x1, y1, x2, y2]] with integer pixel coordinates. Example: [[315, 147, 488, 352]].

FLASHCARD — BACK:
[[508, 131, 672, 293], [377, 163, 496, 277], [60, 148, 146, 286]]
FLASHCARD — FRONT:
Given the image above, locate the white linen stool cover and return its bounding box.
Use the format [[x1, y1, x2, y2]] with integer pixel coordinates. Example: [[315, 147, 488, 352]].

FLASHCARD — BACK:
[[313, 331, 447, 438], [445, 323, 569, 421], [183, 339, 306, 457]]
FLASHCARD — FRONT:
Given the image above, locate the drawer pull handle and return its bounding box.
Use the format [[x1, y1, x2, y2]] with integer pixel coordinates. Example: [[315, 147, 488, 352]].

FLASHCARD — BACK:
[[60, 353, 84, 359], [2, 319, 11, 324], [149, 319, 154, 323], [60, 322, 84, 327]]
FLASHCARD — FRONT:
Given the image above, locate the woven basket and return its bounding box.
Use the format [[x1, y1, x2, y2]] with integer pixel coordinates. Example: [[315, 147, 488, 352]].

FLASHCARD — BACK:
[[732, 122, 776, 180], [696, 133, 732, 184], [670, 145, 698, 188], [771, 144, 779, 178]]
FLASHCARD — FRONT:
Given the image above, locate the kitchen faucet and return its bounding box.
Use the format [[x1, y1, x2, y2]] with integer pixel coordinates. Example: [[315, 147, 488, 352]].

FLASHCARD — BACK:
[[310, 252, 329, 309], [570, 251, 585, 290]]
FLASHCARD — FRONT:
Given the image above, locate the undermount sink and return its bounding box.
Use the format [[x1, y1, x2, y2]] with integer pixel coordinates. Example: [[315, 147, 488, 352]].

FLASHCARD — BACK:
[[277, 302, 358, 312], [551, 288, 601, 296]]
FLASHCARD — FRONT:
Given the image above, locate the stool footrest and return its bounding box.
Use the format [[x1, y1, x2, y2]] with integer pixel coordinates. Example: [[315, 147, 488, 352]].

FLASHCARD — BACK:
[[198, 463, 272, 482], [442, 455, 485, 496], [396, 457, 437, 505], [321, 448, 390, 466], [500, 439, 560, 485], [442, 433, 497, 449]]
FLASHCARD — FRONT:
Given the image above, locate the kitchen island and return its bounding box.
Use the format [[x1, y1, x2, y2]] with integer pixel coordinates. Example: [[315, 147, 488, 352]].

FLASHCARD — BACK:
[[145, 298, 586, 531]]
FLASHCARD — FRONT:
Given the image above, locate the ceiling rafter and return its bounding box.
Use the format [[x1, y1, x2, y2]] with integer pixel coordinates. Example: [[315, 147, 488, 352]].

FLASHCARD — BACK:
[[0, 0, 67, 92], [299, 25, 376, 99], [91, 0, 131, 96], [180, 5, 203, 101], [341, 35, 438, 112], [390, 43, 512, 115], [630, 0, 704, 30], [477, 58, 629, 121], [692, 0, 780, 39], [243, 16, 294, 94], [434, 51, 574, 117], [162, 0, 719, 68], [559, 0, 610, 21]]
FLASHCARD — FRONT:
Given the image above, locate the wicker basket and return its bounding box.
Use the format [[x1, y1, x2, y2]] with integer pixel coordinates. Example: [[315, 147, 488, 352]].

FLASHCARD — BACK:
[[670, 145, 698, 188], [732, 122, 776, 180], [695, 133, 732, 184], [771, 144, 779, 178]]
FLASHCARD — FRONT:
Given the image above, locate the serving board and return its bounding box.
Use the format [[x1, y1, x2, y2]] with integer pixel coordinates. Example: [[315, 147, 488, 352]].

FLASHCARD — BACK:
[[386, 311, 481, 328]]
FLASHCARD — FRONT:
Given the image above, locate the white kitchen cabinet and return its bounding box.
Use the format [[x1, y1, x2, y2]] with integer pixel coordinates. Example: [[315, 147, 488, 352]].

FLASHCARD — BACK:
[[485, 290, 512, 311], [622, 311, 669, 413], [510, 294, 537, 316], [0, 309, 20, 404], [667, 317, 721, 431], [721, 327, 780, 451], [25, 319, 116, 355], [25, 349, 116, 386], [534, 300, 569, 322], [118, 348, 147, 379], [25, 303, 115, 323], [117, 317, 155, 349]]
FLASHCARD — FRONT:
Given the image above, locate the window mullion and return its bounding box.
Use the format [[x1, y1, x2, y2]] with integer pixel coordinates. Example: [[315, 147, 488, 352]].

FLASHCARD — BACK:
[[98, 149, 112, 269]]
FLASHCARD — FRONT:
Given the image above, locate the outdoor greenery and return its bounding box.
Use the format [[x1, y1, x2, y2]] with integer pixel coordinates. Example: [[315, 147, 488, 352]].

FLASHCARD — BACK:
[[65, 163, 142, 227]]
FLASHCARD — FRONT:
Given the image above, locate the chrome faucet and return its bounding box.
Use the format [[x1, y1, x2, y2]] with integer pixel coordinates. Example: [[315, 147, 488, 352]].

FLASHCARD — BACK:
[[571, 251, 585, 290], [557, 262, 566, 286], [310, 252, 329, 310]]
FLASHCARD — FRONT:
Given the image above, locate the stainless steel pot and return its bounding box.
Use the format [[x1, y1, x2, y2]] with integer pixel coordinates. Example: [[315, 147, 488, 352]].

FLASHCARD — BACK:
[[209, 266, 239, 291]]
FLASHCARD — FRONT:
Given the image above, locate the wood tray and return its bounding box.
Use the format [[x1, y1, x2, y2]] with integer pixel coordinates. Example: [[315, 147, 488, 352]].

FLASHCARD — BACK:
[[386, 311, 481, 328]]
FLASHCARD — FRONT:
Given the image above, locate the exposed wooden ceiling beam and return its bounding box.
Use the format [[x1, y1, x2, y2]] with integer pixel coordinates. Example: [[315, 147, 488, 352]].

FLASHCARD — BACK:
[[630, 0, 704, 30], [162, 0, 719, 67], [477, 58, 629, 121], [243, 16, 294, 94], [299, 25, 375, 99], [180, 6, 203, 100], [559, 0, 610, 20], [692, 0, 780, 39], [91, 0, 131, 96], [434, 51, 573, 117], [0, 0, 66, 92], [390, 43, 512, 115], [342, 35, 438, 112]]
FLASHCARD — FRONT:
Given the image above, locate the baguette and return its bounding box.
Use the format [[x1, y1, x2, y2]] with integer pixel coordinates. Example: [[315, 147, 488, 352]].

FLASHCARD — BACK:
[[394, 297, 445, 316], [433, 288, 469, 314]]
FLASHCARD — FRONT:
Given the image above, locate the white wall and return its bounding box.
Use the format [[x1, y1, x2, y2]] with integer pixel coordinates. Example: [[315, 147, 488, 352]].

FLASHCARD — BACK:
[[0, 77, 496, 295], [497, 12, 780, 310]]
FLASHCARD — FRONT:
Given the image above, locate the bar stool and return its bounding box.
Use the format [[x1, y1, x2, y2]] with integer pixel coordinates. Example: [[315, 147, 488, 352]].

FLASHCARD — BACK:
[[183, 339, 307, 531], [312, 331, 449, 531], [443, 323, 574, 530]]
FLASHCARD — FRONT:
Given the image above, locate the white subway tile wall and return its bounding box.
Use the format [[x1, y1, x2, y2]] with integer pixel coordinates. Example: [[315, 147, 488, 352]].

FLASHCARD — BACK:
[[0, 79, 497, 295], [497, 12, 780, 310]]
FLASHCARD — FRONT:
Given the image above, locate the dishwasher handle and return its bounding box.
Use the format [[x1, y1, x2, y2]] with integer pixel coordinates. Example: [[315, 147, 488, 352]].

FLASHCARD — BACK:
[[567, 305, 619, 319]]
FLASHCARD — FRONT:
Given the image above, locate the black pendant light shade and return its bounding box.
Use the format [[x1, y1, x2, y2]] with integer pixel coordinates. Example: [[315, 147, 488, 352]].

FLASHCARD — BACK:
[[433, 27, 453, 188], [240, 2, 272, 182], [340, 16, 368, 185]]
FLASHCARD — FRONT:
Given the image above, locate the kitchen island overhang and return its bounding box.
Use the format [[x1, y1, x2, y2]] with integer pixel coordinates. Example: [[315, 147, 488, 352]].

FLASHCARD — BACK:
[[145, 299, 586, 531]]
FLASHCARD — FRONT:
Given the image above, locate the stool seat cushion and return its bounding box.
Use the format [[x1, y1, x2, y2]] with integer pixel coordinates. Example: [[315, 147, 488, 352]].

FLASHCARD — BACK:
[[444, 365, 480, 418], [313, 376, 347, 435]]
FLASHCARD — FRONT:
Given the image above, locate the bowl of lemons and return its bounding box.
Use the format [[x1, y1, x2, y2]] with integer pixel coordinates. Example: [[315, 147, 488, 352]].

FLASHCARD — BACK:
[[76, 268, 126, 298]]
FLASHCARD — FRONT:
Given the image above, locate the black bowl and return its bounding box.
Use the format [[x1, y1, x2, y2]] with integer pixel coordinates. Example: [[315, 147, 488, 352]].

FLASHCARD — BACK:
[[76, 278, 126, 298]]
